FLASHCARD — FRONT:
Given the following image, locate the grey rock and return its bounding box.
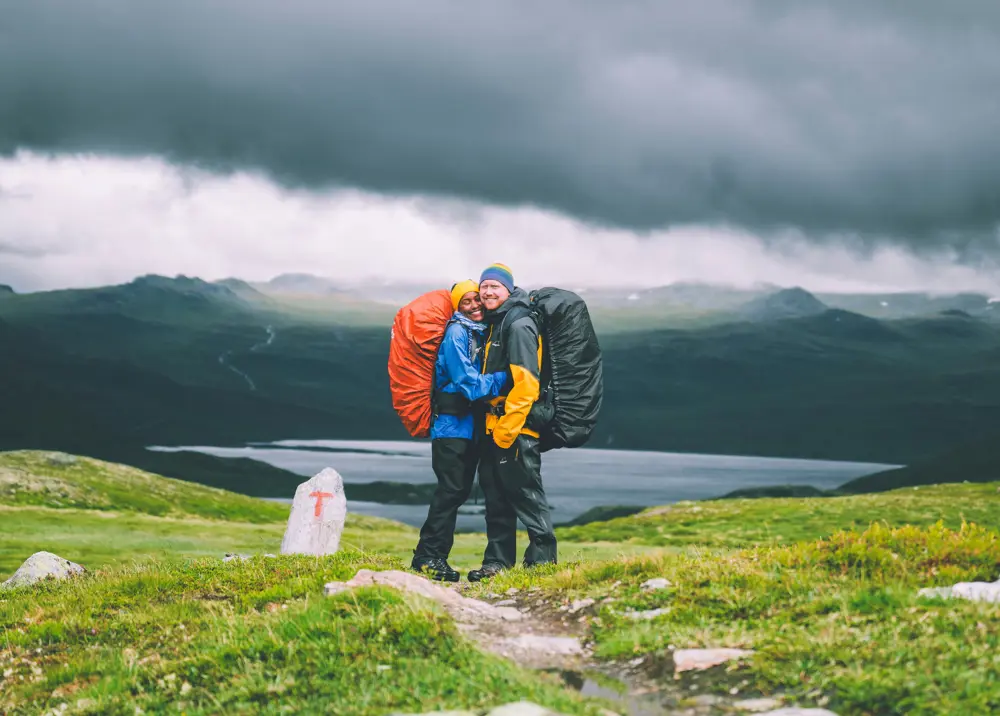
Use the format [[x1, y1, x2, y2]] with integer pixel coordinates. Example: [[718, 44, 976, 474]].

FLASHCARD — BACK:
[[690, 695, 725, 707], [224, 553, 276, 562], [758, 710, 839, 716], [488, 702, 565, 716], [568, 597, 595, 613], [919, 579, 1000, 603], [917, 586, 955, 600], [2, 552, 85, 589], [45, 453, 78, 467], [624, 607, 671, 620], [499, 634, 583, 656], [493, 599, 518, 607], [640, 577, 671, 591], [325, 570, 522, 622], [734, 698, 783, 712], [673, 648, 753, 673]]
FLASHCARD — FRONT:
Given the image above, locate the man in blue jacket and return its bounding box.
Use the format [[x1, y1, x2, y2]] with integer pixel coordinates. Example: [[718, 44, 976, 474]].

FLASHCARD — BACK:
[[412, 280, 508, 582]]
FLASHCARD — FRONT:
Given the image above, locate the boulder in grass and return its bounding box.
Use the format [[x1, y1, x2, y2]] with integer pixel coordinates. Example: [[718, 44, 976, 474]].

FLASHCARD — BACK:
[[672, 647, 754, 673], [919, 579, 1000, 603], [1, 551, 85, 589], [280, 468, 348, 556]]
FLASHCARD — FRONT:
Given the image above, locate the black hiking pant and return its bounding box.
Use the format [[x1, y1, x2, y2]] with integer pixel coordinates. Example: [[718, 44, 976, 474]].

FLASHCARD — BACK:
[[414, 438, 479, 561], [479, 435, 557, 568]]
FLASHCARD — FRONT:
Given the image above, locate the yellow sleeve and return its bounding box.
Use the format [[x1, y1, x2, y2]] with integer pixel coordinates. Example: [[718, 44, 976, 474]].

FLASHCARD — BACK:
[[492, 318, 541, 449]]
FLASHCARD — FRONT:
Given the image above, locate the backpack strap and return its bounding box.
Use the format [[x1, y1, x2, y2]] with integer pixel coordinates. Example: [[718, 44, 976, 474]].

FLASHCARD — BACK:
[[430, 317, 461, 419], [498, 304, 538, 342]]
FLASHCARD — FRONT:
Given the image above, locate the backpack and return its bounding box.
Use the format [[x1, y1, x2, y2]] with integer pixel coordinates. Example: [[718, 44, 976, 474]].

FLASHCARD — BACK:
[[519, 288, 603, 451], [388, 289, 454, 438]]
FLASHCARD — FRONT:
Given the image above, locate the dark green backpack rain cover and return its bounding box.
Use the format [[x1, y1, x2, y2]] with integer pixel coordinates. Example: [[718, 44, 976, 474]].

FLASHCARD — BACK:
[[520, 287, 604, 451]]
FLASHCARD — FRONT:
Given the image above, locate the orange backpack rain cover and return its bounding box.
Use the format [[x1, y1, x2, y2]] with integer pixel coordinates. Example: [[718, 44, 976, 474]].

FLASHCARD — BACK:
[[388, 289, 455, 438]]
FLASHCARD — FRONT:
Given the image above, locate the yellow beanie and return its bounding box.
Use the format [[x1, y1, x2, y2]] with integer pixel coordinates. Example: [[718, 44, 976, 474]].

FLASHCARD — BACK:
[[450, 279, 480, 310]]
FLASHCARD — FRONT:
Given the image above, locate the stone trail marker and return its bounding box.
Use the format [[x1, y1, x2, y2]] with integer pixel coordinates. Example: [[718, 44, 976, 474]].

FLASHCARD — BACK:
[[280, 468, 348, 556]]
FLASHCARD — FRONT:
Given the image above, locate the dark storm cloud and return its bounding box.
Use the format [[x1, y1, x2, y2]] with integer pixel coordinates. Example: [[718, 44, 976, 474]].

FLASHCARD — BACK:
[[2, 1, 1000, 245]]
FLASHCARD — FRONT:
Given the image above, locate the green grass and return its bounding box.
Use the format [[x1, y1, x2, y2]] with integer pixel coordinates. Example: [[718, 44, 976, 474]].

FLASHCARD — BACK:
[[0, 451, 288, 522], [0, 505, 659, 576], [5, 452, 1000, 714], [469, 522, 1000, 716], [0, 451, 657, 574], [0, 553, 604, 715], [558, 482, 1000, 547]]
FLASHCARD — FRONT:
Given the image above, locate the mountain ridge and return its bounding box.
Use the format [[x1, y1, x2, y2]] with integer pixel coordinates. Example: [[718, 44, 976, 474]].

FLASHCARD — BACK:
[[3, 275, 1000, 466], [740, 286, 828, 321]]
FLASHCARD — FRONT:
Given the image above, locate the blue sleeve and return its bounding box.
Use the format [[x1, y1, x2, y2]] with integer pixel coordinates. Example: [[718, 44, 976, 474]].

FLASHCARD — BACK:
[[441, 325, 507, 402]]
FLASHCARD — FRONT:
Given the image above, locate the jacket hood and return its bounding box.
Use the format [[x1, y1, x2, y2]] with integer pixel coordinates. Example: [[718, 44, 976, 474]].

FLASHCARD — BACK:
[[486, 287, 530, 323]]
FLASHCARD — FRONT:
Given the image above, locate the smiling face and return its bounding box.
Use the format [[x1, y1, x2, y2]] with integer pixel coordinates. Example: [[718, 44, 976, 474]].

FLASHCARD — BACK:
[[457, 291, 485, 322], [478, 279, 510, 311]]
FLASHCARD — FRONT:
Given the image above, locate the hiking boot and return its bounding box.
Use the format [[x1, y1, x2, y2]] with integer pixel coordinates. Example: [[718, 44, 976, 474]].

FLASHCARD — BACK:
[[467, 562, 506, 583], [411, 557, 460, 583]]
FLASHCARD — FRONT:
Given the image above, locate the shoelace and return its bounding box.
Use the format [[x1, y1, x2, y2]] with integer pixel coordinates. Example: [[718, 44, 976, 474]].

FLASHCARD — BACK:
[[423, 559, 453, 572]]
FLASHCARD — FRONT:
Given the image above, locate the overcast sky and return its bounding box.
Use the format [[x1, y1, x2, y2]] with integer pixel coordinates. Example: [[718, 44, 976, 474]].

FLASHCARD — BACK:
[[2, 2, 999, 292]]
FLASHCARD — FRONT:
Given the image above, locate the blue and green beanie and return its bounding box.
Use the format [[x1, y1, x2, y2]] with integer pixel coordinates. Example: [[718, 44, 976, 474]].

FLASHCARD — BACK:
[[480, 263, 514, 293]]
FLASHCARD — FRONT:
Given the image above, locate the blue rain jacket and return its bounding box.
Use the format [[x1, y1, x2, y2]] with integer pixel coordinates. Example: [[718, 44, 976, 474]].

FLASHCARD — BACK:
[[432, 313, 507, 440]]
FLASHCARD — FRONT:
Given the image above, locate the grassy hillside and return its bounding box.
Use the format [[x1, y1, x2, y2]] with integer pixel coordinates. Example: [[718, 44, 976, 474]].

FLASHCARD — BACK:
[[0, 451, 404, 574], [2, 454, 1000, 715], [0, 452, 650, 574], [0, 451, 288, 521], [558, 481, 1000, 548]]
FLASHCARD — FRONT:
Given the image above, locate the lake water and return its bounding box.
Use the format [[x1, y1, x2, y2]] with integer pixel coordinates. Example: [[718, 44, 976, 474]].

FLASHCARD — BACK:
[[150, 440, 895, 530]]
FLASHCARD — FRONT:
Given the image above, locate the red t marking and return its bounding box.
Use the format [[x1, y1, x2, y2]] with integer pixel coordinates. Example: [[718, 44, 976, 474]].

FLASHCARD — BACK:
[[310, 491, 334, 518]]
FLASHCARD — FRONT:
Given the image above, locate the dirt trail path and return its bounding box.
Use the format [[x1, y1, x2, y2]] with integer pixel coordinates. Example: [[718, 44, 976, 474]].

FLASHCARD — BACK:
[[325, 570, 826, 716]]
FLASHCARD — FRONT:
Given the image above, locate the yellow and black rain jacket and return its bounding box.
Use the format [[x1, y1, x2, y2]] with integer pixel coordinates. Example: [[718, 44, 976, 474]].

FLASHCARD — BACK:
[[481, 288, 542, 449]]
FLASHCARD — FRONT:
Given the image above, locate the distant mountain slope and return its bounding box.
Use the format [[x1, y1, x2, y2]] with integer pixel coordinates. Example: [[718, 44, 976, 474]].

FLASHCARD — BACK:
[[260, 273, 347, 294], [740, 287, 828, 321], [5, 277, 1000, 464], [0, 284, 13, 296], [0, 315, 381, 455], [254, 274, 437, 307], [819, 291, 995, 319], [594, 309, 1000, 462], [2, 275, 261, 323], [839, 432, 1000, 493]]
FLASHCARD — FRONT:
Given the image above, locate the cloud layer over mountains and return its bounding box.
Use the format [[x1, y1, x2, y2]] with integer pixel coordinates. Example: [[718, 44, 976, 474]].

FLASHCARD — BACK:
[[3, 1, 1000, 249], [2, 153, 998, 294]]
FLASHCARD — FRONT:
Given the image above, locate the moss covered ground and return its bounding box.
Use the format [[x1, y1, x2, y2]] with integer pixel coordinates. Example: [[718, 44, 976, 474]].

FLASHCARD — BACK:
[[2, 450, 999, 715]]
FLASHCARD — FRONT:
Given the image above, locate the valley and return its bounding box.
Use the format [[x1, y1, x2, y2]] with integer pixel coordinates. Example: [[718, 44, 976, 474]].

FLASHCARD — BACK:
[[2, 275, 999, 497]]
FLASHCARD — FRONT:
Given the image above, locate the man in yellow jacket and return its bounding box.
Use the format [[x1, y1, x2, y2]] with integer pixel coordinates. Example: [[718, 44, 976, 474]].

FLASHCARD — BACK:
[[468, 263, 557, 582]]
